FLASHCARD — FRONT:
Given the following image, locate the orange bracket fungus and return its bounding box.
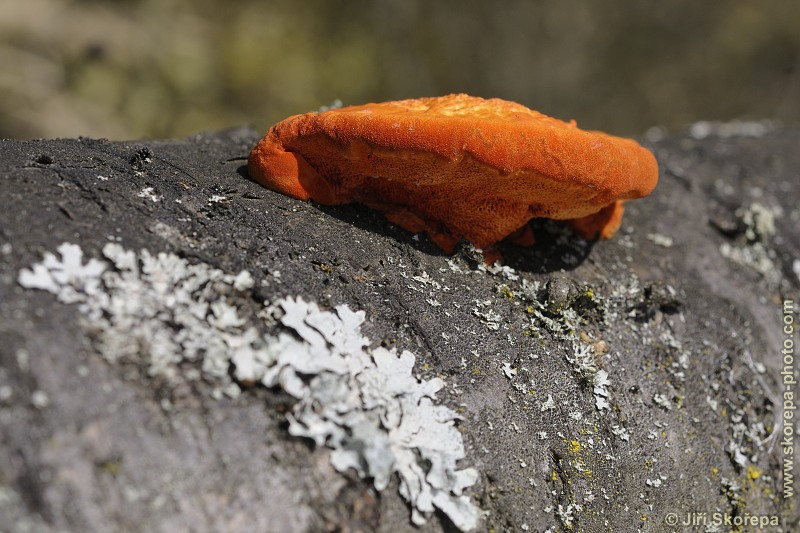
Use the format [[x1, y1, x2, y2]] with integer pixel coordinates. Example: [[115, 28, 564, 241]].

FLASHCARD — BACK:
[[248, 94, 658, 258]]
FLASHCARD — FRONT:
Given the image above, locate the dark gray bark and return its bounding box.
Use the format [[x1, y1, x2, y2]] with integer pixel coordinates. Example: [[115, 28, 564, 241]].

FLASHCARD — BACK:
[[1, 124, 798, 532]]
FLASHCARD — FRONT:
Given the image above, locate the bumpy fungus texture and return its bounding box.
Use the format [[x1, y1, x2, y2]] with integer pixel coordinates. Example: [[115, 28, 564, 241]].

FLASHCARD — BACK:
[[248, 94, 658, 256]]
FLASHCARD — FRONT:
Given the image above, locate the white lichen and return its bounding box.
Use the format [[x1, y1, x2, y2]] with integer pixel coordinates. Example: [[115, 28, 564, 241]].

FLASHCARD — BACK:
[[18, 243, 482, 531], [137, 187, 161, 202], [646, 233, 673, 248], [719, 202, 781, 287], [688, 120, 773, 140], [540, 394, 556, 411], [611, 425, 630, 442], [593, 370, 611, 411], [556, 503, 581, 528], [472, 299, 501, 331], [501, 362, 517, 379], [652, 393, 673, 411], [18, 243, 106, 304], [262, 298, 480, 530]]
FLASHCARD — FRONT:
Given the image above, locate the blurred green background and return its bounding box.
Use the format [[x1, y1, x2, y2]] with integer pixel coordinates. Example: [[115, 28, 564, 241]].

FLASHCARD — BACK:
[[1, 0, 798, 140]]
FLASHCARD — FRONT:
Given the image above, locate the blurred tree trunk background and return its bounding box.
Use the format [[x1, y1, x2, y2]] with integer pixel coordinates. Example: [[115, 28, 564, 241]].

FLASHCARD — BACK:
[[1, 0, 798, 140]]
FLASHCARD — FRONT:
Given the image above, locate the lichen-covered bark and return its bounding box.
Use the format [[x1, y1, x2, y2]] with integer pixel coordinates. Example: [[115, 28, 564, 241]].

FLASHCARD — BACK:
[[0, 124, 798, 532]]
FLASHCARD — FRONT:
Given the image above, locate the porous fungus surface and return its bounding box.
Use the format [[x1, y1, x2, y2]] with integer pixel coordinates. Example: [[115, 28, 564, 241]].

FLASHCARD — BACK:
[[248, 94, 658, 253]]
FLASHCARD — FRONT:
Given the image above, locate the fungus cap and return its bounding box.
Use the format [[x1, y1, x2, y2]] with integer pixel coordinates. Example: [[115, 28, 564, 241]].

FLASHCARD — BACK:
[[248, 94, 658, 253]]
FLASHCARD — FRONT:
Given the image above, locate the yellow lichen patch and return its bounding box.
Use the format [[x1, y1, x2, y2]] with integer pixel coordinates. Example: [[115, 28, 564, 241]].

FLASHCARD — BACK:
[[499, 285, 514, 299], [747, 466, 762, 480]]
